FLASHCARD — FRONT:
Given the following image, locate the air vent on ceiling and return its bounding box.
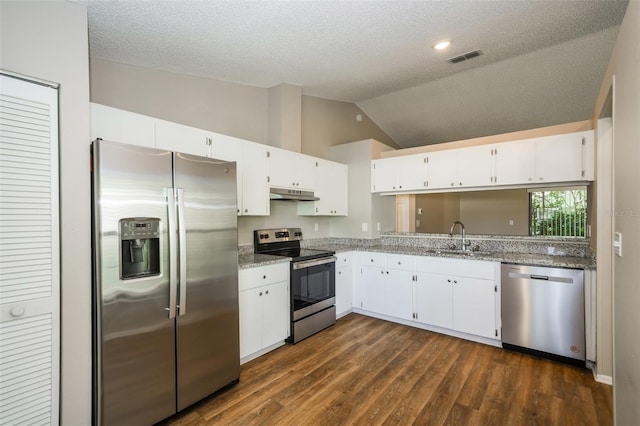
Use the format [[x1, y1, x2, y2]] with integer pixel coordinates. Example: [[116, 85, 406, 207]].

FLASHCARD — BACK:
[[447, 50, 483, 64]]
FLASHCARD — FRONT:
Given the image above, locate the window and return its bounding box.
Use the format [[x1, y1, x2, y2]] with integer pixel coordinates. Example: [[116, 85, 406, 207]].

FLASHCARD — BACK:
[[529, 187, 587, 237]]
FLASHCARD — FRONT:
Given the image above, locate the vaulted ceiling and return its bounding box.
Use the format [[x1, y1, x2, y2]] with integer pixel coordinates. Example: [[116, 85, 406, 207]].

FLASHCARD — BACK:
[[76, 0, 629, 148]]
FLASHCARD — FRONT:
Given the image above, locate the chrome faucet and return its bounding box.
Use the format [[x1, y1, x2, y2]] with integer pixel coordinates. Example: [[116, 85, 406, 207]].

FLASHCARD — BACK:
[[449, 221, 471, 251]]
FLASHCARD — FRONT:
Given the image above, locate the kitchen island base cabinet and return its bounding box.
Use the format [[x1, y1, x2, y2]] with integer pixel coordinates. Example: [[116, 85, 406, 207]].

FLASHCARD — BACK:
[[239, 263, 289, 363]]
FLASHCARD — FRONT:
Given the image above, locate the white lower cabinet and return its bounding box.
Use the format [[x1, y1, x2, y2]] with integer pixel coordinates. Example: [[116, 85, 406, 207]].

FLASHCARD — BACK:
[[452, 277, 497, 339], [414, 273, 496, 339], [239, 263, 289, 360], [356, 252, 500, 343], [335, 252, 354, 318], [414, 273, 453, 329]]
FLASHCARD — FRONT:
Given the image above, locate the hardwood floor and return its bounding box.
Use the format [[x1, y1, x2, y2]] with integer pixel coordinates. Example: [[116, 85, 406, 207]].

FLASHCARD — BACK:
[[161, 314, 612, 426]]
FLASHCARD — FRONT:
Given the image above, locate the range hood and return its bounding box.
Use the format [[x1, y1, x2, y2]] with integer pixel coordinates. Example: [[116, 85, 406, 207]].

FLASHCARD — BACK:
[[269, 187, 319, 201]]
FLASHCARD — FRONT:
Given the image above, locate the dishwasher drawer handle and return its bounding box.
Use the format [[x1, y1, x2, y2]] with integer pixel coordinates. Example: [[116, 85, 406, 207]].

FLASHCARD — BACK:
[[530, 274, 549, 280]]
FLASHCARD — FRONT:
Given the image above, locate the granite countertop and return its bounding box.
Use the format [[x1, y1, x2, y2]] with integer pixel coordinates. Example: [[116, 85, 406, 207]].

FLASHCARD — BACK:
[[238, 253, 291, 269], [304, 243, 595, 270], [239, 243, 594, 270]]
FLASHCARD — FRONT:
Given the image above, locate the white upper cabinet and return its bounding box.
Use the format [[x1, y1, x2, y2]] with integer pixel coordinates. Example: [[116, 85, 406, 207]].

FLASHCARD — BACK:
[[155, 119, 211, 157], [298, 159, 348, 216], [371, 129, 594, 194], [90, 103, 155, 148], [533, 131, 593, 183], [371, 153, 427, 192], [428, 145, 493, 189], [268, 147, 315, 190], [241, 141, 270, 216], [491, 139, 536, 186]]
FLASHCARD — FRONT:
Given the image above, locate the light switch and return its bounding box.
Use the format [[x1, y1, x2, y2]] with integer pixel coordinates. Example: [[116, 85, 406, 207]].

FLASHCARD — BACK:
[[613, 232, 622, 256]]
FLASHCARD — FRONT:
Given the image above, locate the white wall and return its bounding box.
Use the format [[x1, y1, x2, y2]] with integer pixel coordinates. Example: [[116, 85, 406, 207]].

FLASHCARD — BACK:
[[0, 1, 91, 424], [592, 1, 640, 422]]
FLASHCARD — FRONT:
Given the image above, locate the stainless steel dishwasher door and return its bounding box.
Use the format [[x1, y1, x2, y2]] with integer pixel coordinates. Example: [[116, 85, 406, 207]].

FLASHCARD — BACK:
[[501, 264, 585, 361]]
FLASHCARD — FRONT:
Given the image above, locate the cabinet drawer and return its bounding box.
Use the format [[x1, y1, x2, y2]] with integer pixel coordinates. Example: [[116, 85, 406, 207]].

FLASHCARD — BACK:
[[239, 262, 289, 291], [415, 257, 496, 280], [336, 252, 353, 268], [386, 254, 415, 270], [360, 252, 386, 268]]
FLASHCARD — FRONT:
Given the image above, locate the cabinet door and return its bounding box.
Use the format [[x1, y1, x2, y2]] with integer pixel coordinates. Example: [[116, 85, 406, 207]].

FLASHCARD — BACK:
[[414, 273, 453, 329], [269, 148, 314, 190], [535, 133, 585, 183], [241, 142, 269, 216], [262, 281, 290, 348], [239, 288, 263, 358], [384, 269, 413, 320], [456, 145, 493, 188], [361, 266, 386, 314], [155, 120, 210, 157], [371, 158, 398, 192], [425, 149, 458, 189], [209, 134, 243, 214], [397, 154, 428, 191], [492, 140, 536, 185], [336, 266, 353, 317], [90, 103, 155, 148], [453, 278, 496, 339]]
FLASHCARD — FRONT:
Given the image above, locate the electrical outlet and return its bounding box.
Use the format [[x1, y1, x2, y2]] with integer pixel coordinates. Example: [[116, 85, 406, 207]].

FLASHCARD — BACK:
[[416, 219, 420, 227], [314, 223, 318, 232], [509, 219, 514, 226], [362, 222, 368, 232], [417, 208, 423, 215], [376, 222, 381, 231]]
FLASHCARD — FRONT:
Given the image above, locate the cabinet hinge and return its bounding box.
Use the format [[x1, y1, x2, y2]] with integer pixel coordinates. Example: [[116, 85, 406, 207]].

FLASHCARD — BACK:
[[494, 285, 497, 292], [495, 329, 498, 337], [266, 151, 270, 158], [373, 163, 376, 169], [267, 176, 270, 183], [581, 170, 585, 177], [424, 157, 428, 164], [582, 137, 586, 146]]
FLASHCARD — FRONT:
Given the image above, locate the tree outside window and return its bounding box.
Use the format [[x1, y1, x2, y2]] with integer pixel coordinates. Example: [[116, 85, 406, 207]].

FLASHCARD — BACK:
[[529, 188, 587, 237]]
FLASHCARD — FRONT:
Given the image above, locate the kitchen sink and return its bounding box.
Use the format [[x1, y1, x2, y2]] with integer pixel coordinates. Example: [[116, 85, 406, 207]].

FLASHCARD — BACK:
[[433, 249, 491, 257]]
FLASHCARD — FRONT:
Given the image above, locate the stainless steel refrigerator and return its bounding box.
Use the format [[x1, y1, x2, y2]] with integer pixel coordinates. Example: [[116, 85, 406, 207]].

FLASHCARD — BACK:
[[91, 140, 240, 425]]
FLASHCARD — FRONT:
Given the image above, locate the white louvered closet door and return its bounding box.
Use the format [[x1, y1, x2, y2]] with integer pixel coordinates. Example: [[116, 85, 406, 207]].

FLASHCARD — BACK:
[[0, 74, 60, 425]]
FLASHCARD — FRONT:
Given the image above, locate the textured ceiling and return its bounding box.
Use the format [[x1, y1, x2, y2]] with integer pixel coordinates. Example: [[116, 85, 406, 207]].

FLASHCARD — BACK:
[[75, 0, 629, 147]]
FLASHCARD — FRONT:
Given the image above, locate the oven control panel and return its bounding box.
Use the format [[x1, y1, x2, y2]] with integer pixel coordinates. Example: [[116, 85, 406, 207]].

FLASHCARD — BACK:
[[254, 227, 302, 244]]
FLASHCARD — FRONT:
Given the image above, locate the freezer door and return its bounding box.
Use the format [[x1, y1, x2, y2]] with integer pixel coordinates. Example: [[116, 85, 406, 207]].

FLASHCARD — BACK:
[[92, 141, 177, 425], [173, 153, 240, 410]]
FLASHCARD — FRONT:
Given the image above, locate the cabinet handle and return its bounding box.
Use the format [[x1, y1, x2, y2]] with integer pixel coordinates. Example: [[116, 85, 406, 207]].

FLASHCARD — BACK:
[[380, 270, 384, 274], [451, 183, 454, 187], [259, 291, 263, 296], [447, 279, 451, 283], [459, 182, 463, 186], [244, 209, 248, 213], [265, 290, 269, 295], [454, 280, 458, 284], [386, 271, 389, 275], [263, 275, 266, 279]]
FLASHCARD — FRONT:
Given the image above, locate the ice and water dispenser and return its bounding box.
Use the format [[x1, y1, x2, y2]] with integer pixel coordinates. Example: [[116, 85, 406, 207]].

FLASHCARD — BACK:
[[119, 218, 160, 279]]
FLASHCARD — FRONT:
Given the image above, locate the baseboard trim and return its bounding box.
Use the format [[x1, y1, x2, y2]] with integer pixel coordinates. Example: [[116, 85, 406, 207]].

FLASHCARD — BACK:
[[595, 373, 613, 385]]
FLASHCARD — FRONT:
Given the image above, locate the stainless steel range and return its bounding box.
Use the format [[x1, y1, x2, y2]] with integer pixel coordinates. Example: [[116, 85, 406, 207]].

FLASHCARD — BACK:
[[254, 228, 336, 343]]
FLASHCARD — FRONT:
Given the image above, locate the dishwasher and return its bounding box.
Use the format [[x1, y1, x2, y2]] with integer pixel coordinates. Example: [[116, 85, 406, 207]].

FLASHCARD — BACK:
[[501, 263, 585, 365]]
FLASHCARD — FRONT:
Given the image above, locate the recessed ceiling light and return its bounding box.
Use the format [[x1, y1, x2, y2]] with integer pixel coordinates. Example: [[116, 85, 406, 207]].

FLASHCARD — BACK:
[[433, 40, 451, 50]]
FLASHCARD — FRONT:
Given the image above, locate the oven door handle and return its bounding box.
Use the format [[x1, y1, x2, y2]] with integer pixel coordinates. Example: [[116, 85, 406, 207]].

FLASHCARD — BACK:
[[293, 256, 337, 270]]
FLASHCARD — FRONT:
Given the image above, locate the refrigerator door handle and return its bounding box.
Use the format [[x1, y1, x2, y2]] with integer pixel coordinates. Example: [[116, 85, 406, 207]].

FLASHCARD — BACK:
[[166, 187, 178, 319], [176, 188, 187, 316]]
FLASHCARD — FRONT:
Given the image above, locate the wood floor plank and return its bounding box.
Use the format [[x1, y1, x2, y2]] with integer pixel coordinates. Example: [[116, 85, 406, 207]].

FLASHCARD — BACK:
[[161, 313, 612, 426]]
